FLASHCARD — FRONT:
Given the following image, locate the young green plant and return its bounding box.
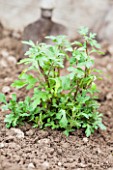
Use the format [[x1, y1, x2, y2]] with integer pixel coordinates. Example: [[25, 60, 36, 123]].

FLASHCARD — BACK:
[[0, 27, 106, 137]]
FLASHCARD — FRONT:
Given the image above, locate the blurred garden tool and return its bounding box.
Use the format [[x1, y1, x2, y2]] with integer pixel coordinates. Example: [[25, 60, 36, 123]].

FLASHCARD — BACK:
[[22, 0, 67, 52]]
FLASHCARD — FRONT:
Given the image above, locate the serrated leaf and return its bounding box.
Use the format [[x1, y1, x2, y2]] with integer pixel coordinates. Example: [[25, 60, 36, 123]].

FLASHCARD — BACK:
[[78, 27, 89, 36], [89, 32, 96, 39]]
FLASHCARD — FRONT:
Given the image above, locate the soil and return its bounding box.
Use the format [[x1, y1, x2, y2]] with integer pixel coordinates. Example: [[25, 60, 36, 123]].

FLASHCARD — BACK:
[[0, 24, 113, 170]]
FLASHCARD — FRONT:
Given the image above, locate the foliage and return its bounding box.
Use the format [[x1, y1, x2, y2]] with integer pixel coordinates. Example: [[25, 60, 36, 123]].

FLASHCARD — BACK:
[[0, 27, 106, 137]]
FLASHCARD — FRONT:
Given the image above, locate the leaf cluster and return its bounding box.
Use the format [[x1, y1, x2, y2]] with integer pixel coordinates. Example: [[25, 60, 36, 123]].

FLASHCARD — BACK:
[[0, 27, 106, 137]]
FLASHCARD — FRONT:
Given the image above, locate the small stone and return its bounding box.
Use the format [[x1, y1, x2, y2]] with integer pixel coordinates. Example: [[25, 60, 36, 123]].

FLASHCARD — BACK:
[[12, 31, 21, 39], [107, 168, 113, 170], [79, 163, 87, 168], [26, 129, 34, 136], [1, 49, 9, 57], [108, 45, 113, 55], [0, 142, 5, 148], [107, 64, 112, 71], [57, 148, 62, 155], [4, 77, 13, 82], [7, 56, 17, 64], [0, 59, 8, 68], [61, 142, 69, 148], [64, 162, 76, 168], [106, 92, 112, 100], [38, 130, 49, 138], [95, 147, 102, 154], [11, 128, 24, 138], [58, 162, 62, 166], [28, 162, 35, 169], [67, 158, 74, 163], [106, 111, 112, 117], [2, 86, 10, 93], [83, 137, 88, 143], [38, 138, 50, 144], [42, 161, 50, 170], [8, 143, 20, 151], [48, 148, 54, 154]]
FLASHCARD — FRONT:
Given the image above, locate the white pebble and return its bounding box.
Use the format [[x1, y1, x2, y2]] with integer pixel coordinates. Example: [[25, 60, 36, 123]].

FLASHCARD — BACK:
[[0, 59, 8, 68], [83, 137, 88, 143], [1, 50, 9, 57], [42, 161, 50, 170], [0, 143, 5, 148], [2, 86, 10, 93], [11, 128, 24, 139], [7, 56, 17, 64], [58, 162, 62, 166], [106, 92, 112, 100], [38, 138, 50, 144], [28, 162, 35, 169]]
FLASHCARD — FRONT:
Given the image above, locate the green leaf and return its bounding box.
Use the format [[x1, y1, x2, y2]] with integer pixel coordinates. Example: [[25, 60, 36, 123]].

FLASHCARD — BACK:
[[89, 32, 96, 39], [31, 98, 41, 109], [63, 130, 69, 136], [0, 93, 7, 104], [1, 104, 9, 111], [98, 122, 106, 130], [20, 113, 29, 117], [12, 94, 17, 101], [78, 27, 89, 36], [4, 114, 15, 125], [57, 109, 68, 128], [61, 75, 70, 90], [22, 40, 35, 47], [71, 41, 83, 47], [11, 80, 27, 88], [18, 58, 31, 64], [32, 89, 48, 109], [85, 125, 92, 137], [50, 77, 61, 95], [85, 60, 94, 68]]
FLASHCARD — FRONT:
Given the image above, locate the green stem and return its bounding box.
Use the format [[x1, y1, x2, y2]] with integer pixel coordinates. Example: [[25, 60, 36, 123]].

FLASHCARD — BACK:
[[38, 61, 50, 88], [74, 80, 79, 100], [84, 41, 89, 78]]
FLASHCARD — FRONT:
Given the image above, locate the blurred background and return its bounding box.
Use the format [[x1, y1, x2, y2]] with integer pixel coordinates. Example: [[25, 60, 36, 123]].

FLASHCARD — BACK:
[[0, 0, 113, 43]]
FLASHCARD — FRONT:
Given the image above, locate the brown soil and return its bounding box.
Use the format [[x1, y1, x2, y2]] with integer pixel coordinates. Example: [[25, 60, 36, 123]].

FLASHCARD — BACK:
[[0, 25, 113, 170]]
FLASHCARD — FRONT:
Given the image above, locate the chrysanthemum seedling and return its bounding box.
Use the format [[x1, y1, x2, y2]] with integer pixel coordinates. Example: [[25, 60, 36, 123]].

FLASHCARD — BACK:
[[0, 27, 106, 137]]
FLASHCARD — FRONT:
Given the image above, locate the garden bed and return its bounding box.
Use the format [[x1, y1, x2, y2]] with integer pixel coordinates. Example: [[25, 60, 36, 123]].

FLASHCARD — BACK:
[[0, 26, 113, 170]]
